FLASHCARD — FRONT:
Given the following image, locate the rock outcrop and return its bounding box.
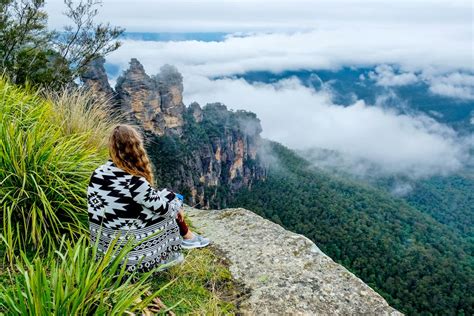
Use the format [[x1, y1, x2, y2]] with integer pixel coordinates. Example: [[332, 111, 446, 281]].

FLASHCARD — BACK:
[[81, 57, 115, 101], [186, 207, 402, 315], [83, 58, 265, 208], [114, 59, 186, 135]]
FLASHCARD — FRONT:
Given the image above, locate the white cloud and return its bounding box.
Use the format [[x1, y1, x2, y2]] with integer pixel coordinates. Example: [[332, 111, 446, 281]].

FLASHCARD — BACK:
[[368, 65, 419, 87], [183, 75, 470, 177], [45, 0, 472, 33], [366, 65, 474, 100], [100, 24, 473, 177], [428, 73, 474, 100], [106, 24, 472, 80]]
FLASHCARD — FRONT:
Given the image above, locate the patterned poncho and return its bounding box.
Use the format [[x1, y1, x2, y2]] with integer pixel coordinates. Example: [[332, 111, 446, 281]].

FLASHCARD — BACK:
[[87, 159, 183, 272]]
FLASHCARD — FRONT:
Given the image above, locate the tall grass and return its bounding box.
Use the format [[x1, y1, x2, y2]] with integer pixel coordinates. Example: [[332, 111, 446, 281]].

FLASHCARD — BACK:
[[0, 78, 122, 259], [46, 88, 125, 151], [0, 235, 171, 315]]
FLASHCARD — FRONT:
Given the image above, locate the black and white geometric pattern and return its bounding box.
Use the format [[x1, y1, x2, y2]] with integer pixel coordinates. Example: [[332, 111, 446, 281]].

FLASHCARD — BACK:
[[87, 159, 183, 272]]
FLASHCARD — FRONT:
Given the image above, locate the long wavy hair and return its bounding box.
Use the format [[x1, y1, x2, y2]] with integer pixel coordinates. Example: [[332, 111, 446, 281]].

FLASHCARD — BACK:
[[108, 124, 155, 185]]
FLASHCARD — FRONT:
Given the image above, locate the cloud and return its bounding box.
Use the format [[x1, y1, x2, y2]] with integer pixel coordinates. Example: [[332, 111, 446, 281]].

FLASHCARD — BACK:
[[106, 24, 472, 80], [390, 182, 414, 197], [49, 0, 472, 176], [102, 29, 472, 176], [428, 73, 474, 100], [366, 65, 474, 100], [45, 0, 472, 33], [183, 75, 470, 177], [368, 65, 419, 87]]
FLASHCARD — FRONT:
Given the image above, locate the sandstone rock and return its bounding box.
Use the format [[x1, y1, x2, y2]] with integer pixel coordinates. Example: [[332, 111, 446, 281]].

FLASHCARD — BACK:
[[186, 207, 403, 316], [80, 57, 115, 101], [154, 64, 186, 135], [115, 58, 165, 134]]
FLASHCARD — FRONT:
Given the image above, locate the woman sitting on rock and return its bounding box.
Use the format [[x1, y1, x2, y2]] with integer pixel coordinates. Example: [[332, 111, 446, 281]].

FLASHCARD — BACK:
[[87, 124, 209, 273]]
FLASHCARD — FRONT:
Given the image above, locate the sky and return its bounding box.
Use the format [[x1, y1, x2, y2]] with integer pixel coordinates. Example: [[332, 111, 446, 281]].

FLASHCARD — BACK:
[[45, 0, 474, 177], [45, 0, 472, 33]]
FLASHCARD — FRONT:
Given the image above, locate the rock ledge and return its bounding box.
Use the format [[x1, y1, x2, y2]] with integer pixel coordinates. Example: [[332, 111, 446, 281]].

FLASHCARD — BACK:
[[186, 207, 402, 315]]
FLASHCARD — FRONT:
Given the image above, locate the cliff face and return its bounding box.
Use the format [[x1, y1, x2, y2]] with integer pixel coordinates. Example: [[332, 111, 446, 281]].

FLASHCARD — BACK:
[[187, 206, 402, 315], [82, 58, 265, 208]]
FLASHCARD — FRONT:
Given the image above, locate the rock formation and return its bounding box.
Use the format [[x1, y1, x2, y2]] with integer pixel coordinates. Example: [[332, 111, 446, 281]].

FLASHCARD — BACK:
[[114, 59, 186, 135], [83, 58, 265, 208], [80, 57, 115, 101], [186, 206, 402, 315]]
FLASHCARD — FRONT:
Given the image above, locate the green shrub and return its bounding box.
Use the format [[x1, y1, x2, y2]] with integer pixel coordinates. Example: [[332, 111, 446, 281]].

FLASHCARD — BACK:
[[0, 235, 170, 315], [0, 78, 120, 259]]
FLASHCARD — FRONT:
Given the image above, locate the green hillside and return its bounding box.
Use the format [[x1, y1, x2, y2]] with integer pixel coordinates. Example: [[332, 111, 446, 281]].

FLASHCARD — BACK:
[[383, 175, 474, 240], [231, 141, 474, 315]]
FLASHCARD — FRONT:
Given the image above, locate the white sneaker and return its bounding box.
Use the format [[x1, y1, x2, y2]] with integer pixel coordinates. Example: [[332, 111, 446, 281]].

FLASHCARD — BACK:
[[181, 233, 210, 249]]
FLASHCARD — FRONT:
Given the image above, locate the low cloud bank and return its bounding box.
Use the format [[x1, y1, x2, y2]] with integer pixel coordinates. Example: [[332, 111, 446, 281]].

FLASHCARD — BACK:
[[183, 75, 471, 177], [368, 65, 474, 100], [106, 25, 473, 101]]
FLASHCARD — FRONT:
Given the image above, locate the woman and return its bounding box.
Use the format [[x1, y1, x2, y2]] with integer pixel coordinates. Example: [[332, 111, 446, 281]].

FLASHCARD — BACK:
[[87, 124, 209, 273]]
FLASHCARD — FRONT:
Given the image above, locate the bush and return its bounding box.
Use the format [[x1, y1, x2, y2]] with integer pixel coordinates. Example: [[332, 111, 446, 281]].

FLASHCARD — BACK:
[[0, 78, 121, 259], [0, 235, 170, 315]]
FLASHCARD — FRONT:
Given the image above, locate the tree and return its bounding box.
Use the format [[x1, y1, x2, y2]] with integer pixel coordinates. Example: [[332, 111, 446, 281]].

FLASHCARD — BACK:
[[0, 0, 124, 88], [0, 0, 51, 79], [53, 0, 124, 80]]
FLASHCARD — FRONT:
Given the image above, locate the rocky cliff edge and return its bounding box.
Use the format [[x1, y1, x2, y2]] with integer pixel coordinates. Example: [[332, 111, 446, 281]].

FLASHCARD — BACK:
[[186, 206, 402, 315]]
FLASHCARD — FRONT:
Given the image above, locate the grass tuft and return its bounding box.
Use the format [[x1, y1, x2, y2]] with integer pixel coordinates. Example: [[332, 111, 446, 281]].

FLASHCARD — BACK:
[[152, 219, 247, 314], [0, 78, 123, 259], [0, 235, 170, 315]]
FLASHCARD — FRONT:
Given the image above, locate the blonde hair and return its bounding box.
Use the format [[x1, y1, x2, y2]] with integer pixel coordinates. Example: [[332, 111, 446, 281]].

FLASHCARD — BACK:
[[108, 124, 155, 185]]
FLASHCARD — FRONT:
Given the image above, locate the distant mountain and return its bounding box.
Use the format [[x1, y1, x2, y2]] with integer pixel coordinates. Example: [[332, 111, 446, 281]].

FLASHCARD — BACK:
[[374, 174, 474, 240], [299, 146, 474, 240]]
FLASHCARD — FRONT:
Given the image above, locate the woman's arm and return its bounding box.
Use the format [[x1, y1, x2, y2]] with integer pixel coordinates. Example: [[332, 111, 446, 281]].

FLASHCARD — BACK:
[[128, 175, 182, 217]]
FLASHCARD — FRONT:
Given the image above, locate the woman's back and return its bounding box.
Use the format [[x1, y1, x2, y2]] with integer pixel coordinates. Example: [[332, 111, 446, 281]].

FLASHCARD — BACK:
[[87, 158, 183, 272]]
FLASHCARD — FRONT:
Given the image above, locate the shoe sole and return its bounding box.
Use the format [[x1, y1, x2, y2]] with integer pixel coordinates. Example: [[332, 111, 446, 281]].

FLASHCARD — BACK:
[[181, 241, 210, 249]]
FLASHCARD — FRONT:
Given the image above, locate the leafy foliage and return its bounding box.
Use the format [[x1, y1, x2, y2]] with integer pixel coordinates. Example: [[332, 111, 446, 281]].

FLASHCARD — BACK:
[[0, 79, 241, 314], [0, 0, 123, 88], [53, 0, 124, 79], [385, 175, 474, 239], [231, 141, 474, 315], [146, 103, 262, 208]]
